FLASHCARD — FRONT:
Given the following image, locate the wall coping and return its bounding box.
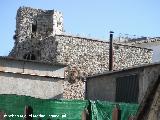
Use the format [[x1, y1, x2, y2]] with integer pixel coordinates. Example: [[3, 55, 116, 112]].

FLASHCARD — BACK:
[[0, 56, 66, 79], [0, 56, 66, 67], [55, 34, 153, 51], [0, 70, 65, 79], [19, 6, 55, 13]]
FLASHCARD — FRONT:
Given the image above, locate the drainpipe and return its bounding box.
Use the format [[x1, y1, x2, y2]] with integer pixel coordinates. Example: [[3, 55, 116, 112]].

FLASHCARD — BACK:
[[109, 31, 114, 71]]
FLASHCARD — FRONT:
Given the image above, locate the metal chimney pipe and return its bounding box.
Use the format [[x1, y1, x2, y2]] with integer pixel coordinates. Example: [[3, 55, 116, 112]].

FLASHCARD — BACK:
[[109, 31, 114, 71]]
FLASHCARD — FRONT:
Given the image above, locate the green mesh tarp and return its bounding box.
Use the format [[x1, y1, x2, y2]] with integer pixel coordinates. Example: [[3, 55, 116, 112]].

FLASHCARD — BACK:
[[90, 100, 139, 120], [0, 94, 88, 120], [0, 94, 139, 120]]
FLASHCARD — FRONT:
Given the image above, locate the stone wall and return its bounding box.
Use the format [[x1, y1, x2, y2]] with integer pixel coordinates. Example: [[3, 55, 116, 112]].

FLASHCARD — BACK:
[[40, 36, 58, 63], [54, 35, 151, 99], [55, 35, 152, 75]]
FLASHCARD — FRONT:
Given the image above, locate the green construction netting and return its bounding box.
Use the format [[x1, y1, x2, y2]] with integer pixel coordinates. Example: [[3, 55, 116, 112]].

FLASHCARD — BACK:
[[0, 94, 88, 120], [90, 100, 139, 120], [0, 94, 139, 120]]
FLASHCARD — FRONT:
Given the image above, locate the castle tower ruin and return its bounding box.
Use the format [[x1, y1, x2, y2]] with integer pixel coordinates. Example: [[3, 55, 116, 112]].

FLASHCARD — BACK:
[[9, 6, 63, 60]]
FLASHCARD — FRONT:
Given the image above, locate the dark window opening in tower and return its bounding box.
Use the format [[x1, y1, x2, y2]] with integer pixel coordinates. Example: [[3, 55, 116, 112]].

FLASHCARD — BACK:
[[23, 53, 36, 60], [32, 22, 37, 32], [57, 21, 61, 27], [13, 34, 17, 40]]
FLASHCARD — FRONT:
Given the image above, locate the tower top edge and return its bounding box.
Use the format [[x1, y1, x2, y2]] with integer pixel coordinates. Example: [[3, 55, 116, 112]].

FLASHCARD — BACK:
[[18, 6, 62, 14]]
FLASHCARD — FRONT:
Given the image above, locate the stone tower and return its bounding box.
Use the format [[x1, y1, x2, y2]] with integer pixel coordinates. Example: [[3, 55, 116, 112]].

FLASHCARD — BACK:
[[9, 6, 63, 60]]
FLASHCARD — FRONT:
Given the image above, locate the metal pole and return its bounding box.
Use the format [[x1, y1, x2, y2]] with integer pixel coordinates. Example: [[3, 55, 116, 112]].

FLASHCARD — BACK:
[[109, 31, 114, 71]]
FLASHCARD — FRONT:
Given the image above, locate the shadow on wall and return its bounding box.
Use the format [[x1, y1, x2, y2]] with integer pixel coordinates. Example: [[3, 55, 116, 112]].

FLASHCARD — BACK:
[[50, 93, 63, 99]]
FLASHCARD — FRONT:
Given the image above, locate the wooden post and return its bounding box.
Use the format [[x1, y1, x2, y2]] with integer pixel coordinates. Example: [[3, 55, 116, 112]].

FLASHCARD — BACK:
[[81, 109, 89, 120], [0, 111, 5, 120], [82, 110, 86, 120], [112, 105, 121, 120], [24, 106, 33, 120], [128, 115, 136, 120]]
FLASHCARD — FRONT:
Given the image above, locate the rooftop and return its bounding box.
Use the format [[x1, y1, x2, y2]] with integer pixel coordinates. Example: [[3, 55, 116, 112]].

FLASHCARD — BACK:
[[0, 56, 66, 78], [86, 61, 160, 78]]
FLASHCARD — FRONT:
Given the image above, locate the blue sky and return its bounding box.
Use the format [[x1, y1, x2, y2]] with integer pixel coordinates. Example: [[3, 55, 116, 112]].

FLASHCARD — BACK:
[[0, 0, 160, 56]]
